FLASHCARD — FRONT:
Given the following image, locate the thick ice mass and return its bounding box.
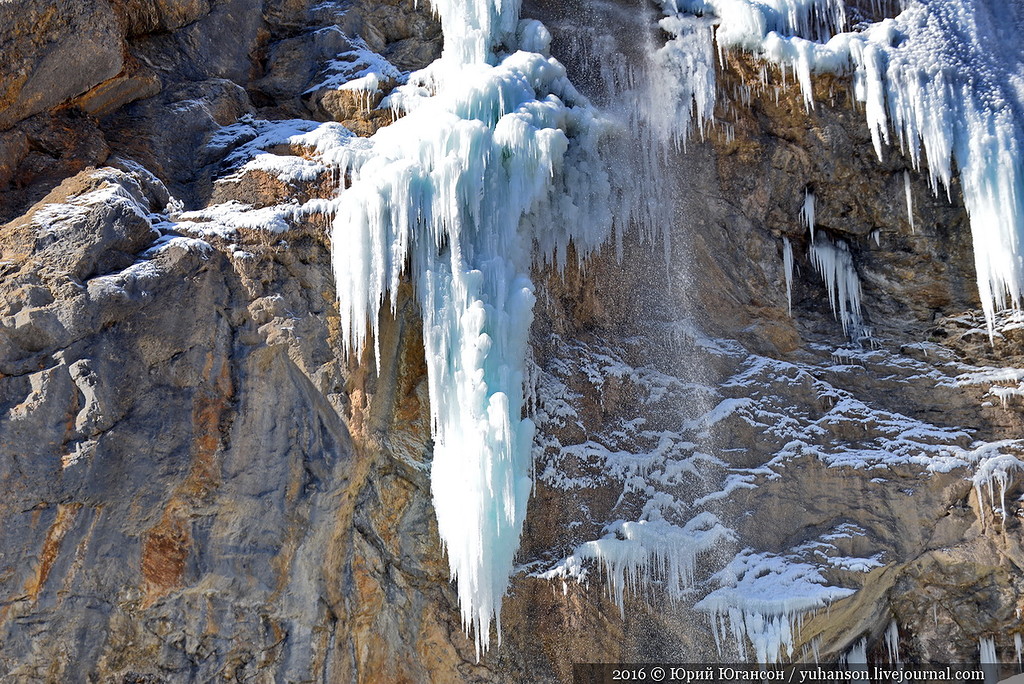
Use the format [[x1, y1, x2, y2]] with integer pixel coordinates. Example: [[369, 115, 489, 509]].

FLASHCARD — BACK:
[[658, 0, 1024, 334], [194, 0, 1024, 663], [316, 0, 617, 657]]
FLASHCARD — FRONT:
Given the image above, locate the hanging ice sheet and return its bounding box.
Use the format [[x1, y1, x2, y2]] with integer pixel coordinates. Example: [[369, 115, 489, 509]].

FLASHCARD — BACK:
[[658, 0, 1024, 335]]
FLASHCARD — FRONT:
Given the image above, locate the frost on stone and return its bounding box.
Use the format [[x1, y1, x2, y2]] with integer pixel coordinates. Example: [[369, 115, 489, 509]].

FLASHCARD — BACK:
[[655, 0, 1024, 335], [306, 37, 405, 95], [696, 548, 856, 664], [530, 320, 1024, 663]]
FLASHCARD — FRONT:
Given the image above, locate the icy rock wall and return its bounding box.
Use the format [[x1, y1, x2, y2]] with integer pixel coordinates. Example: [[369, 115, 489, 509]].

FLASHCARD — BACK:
[[656, 0, 1024, 334]]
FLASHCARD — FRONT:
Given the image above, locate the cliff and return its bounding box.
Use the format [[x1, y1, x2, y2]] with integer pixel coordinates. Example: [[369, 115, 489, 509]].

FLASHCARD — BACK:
[[1, 0, 1022, 681]]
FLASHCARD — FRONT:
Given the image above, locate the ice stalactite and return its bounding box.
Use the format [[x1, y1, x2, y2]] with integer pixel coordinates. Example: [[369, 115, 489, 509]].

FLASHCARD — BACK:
[[971, 452, 1023, 524], [843, 637, 868, 665], [325, 0, 618, 657], [795, 184, 869, 337], [656, 0, 1024, 336], [801, 190, 816, 241], [980, 636, 998, 663], [903, 170, 915, 233], [809, 235, 865, 337], [797, 187, 868, 336], [884, 619, 901, 664], [978, 636, 1000, 684], [783, 237, 794, 314]]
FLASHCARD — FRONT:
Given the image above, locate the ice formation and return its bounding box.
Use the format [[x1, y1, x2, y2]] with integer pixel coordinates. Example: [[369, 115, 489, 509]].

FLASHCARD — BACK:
[[971, 451, 1023, 523], [525, 312, 1024, 663], [655, 0, 1024, 335], [979, 636, 998, 665], [809, 235, 864, 336], [305, 37, 404, 96], [800, 190, 816, 240], [844, 638, 868, 666], [164, 0, 1024, 664], [903, 170, 915, 233], [650, 13, 718, 149], [696, 548, 856, 663], [314, 0, 620, 657], [884, 619, 900, 664], [783, 237, 794, 313], [541, 513, 734, 614]]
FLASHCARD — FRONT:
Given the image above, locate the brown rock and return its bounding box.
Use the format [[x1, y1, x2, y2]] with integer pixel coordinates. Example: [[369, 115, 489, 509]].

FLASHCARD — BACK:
[[111, 0, 212, 36], [70, 64, 162, 118], [0, 128, 29, 186], [0, 0, 125, 130]]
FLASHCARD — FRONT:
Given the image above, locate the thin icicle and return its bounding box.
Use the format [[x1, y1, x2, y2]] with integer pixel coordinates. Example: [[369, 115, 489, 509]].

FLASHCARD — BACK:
[[783, 236, 795, 314], [801, 189, 816, 240], [904, 170, 915, 233]]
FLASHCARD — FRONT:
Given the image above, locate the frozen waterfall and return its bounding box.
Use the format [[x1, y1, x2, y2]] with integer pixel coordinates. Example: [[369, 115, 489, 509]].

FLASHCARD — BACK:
[[324, 0, 1024, 660], [326, 0, 622, 657]]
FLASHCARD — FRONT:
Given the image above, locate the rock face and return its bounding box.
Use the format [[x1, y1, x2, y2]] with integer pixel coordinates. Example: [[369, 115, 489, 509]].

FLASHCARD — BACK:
[[2, 0, 1024, 681]]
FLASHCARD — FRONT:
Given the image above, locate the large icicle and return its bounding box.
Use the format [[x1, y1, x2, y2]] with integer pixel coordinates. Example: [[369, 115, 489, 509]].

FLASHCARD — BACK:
[[903, 170, 915, 233], [783, 236, 794, 314], [884, 619, 901, 664], [324, 0, 619, 657]]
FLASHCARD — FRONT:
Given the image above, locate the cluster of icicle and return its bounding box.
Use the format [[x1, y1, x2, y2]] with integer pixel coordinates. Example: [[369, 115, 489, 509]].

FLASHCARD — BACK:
[[658, 0, 1024, 335], [326, 0, 623, 658]]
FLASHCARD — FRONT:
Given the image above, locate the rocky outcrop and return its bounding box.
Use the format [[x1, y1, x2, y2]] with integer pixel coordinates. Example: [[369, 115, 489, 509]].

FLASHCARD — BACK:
[[0, 0, 439, 220], [0, 157, 490, 680]]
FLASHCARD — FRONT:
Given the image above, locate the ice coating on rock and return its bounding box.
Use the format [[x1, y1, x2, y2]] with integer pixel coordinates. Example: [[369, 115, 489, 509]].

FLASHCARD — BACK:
[[658, 0, 1024, 336], [696, 548, 856, 663], [540, 512, 735, 616], [651, 13, 719, 149]]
